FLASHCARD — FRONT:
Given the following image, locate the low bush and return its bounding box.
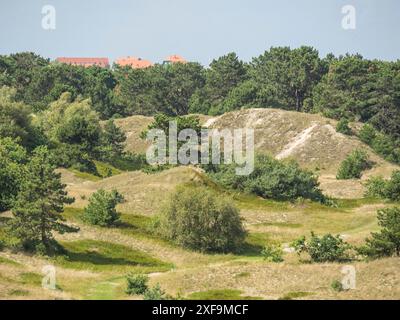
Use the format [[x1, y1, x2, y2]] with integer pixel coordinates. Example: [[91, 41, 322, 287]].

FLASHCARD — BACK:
[[364, 170, 400, 201], [385, 171, 400, 202], [261, 244, 284, 262], [205, 154, 325, 202], [83, 189, 124, 227], [358, 124, 376, 144], [358, 124, 400, 165], [157, 185, 246, 252], [143, 284, 168, 300], [336, 118, 351, 135], [364, 176, 388, 198], [336, 149, 372, 180], [358, 207, 400, 258], [126, 274, 149, 295], [292, 232, 351, 262], [331, 280, 344, 292]]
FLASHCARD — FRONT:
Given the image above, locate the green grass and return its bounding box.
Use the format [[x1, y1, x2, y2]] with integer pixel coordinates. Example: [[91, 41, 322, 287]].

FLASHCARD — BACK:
[[278, 291, 314, 300], [8, 289, 30, 297], [257, 222, 303, 229], [70, 169, 102, 182], [0, 256, 21, 266], [334, 197, 384, 210], [19, 272, 42, 286], [62, 207, 84, 222], [188, 289, 262, 300], [70, 161, 123, 182], [63, 208, 167, 244], [94, 161, 123, 178], [56, 240, 173, 273]]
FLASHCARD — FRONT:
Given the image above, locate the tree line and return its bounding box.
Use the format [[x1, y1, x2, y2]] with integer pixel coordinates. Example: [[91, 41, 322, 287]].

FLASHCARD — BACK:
[[1, 48, 399, 139]]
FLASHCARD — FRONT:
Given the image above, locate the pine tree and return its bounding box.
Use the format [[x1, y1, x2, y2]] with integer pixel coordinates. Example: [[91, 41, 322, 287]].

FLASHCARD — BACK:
[[102, 119, 126, 158], [9, 146, 78, 254], [359, 207, 400, 258]]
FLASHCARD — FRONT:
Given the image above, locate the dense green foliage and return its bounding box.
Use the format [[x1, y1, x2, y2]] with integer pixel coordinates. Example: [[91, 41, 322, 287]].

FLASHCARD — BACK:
[[0, 87, 44, 150], [143, 283, 168, 300], [358, 124, 400, 164], [125, 274, 149, 295], [0, 137, 28, 211], [1, 48, 399, 149], [83, 189, 124, 227], [364, 176, 388, 198], [358, 207, 400, 258], [336, 149, 371, 180], [336, 118, 352, 135], [292, 232, 351, 262], [8, 146, 78, 253], [365, 170, 400, 201], [205, 154, 324, 202], [158, 185, 246, 252], [261, 243, 284, 262]]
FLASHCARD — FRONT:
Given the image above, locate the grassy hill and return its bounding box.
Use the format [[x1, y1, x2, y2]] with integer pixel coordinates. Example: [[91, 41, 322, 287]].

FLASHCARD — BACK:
[[116, 108, 398, 199], [1, 108, 399, 300]]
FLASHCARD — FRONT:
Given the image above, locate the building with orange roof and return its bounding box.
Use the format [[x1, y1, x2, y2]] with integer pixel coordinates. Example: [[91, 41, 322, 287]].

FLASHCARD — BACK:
[[115, 56, 153, 69], [56, 57, 109, 68], [163, 55, 187, 64]]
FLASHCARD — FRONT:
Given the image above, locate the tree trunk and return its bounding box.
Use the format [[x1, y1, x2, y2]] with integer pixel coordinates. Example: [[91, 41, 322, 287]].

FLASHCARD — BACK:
[[295, 89, 301, 112]]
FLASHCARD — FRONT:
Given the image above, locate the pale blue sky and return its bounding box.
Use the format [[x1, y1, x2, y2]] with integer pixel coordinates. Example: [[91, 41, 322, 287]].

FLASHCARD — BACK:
[[0, 0, 399, 65]]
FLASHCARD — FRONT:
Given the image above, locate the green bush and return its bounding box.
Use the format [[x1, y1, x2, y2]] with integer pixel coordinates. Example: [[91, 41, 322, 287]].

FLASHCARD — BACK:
[[358, 124, 376, 144], [385, 171, 400, 202], [143, 284, 168, 300], [261, 244, 284, 262], [158, 185, 246, 252], [0, 137, 28, 211], [364, 171, 400, 201], [358, 124, 400, 165], [336, 118, 351, 135], [331, 280, 344, 292], [292, 232, 351, 262], [125, 274, 149, 295], [358, 207, 400, 258], [205, 154, 325, 202], [364, 176, 388, 198], [83, 189, 124, 227], [336, 149, 371, 180]]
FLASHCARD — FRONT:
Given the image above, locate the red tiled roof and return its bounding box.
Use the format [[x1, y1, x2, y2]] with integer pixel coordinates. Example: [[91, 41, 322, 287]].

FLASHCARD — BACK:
[[165, 55, 186, 64], [56, 57, 110, 68], [115, 56, 153, 69]]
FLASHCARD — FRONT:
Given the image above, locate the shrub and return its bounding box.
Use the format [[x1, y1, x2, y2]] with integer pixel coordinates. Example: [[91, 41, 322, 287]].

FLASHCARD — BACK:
[[205, 154, 325, 202], [143, 284, 168, 300], [125, 274, 149, 295], [358, 124, 400, 165], [158, 185, 246, 252], [358, 124, 376, 144], [83, 189, 124, 227], [336, 118, 351, 135], [385, 170, 400, 202], [358, 207, 400, 258], [261, 244, 284, 262], [364, 170, 400, 201], [331, 280, 344, 292], [292, 232, 351, 263], [0, 137, 28, 211], [336, 149, 371, 180], [364, 176, 387, 198]]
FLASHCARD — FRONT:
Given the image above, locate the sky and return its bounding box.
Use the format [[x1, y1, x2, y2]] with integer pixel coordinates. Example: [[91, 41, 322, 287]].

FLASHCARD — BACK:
[[0, 0, 399, 65]]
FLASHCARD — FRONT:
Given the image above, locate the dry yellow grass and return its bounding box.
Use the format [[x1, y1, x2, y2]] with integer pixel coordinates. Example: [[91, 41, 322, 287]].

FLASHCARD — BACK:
[[2, 109, 399, 300], [116, 109, 399, 198], [65, 166, 204, 214]]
